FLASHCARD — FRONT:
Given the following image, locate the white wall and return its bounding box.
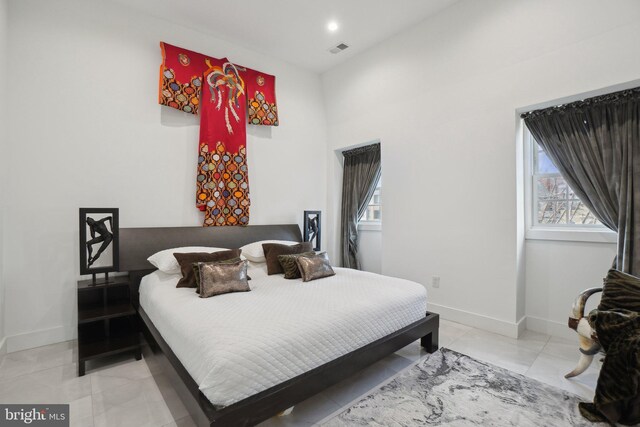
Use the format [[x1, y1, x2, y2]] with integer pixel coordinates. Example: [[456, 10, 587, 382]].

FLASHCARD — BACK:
[[526, 240, 616, 339], [322, 0, 640, 336], [358, 229, 382, 274], [3, 0, 327, 351], [0, 0, 8, 354]]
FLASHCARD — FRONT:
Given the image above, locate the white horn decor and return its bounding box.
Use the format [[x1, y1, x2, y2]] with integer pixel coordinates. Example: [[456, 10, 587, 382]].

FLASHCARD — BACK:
[[566, 287, 603, 379], [565, 325, 597, 378]]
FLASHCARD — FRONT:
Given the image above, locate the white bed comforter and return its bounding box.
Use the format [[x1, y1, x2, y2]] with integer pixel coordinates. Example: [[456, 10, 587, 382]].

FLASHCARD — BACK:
[[139, 264, 427, 407]]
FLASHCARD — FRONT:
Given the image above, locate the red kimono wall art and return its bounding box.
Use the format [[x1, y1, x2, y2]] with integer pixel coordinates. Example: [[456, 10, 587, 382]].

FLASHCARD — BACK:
[[158, 42, 279, 226]]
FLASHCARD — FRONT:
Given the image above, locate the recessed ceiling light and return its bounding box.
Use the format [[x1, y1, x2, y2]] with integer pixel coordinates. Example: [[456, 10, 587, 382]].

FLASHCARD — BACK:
[[327, 21, 339, 32]]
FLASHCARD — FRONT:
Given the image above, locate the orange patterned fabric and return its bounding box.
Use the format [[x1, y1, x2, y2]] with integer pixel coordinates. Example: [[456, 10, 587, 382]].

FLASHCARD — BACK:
[[158, 43, 210, 115], [197, 142, 250, 226], [159, 71, 202, 114], [244, 67, 279, 126]]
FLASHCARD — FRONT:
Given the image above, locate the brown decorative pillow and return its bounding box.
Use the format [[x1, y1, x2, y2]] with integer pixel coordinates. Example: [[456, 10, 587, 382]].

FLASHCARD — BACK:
[[278, 252, 316, 279], [197, 259, 250, 298], [193, 257, 251, 293], [295, 252, 335, 282], [262, 242, 313, 275], [174, 249, 241, 288]]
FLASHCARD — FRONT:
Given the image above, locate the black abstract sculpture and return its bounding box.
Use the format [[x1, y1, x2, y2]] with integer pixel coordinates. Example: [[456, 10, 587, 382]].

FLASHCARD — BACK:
[[80, 208, 119, 283], [303, 210, 321, 251], [86, 216, 113, 267]]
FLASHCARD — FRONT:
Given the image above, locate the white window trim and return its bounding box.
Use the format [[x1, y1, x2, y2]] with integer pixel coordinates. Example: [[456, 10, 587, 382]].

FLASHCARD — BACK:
[[527, 227, 615, 243], [358, 221, 382, 231], [522, 125, 616, 244]]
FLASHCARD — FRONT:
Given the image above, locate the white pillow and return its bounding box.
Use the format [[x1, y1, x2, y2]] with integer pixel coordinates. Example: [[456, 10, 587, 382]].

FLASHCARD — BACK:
[[148, 246, 230, 274], [246, 261, 268, 279], [240, 240, 301, 263]]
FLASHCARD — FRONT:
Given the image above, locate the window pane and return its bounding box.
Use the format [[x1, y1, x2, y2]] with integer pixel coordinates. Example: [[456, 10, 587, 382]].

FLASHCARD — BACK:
[[536, 176, 568, 200], [361, 178, 381, 222], [538, 200, 567, 224], [362, 204, 380, 221], [529, 130, 604, 229], [568, 200, 601, 225], [373, 207, 381, 220], [535, 144, 559, 174], [537, 200, 554, 224]]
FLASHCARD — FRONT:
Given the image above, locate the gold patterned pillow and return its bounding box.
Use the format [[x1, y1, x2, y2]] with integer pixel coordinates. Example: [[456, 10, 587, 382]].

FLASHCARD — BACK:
[[295, 252, 335, 282], [278, 252, 316, 279], [193, 257, 248, 293], [196, 259, 250, 298]]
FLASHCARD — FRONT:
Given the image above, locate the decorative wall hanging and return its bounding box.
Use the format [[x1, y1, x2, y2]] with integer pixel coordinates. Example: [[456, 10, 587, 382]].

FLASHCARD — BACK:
[[303, 210, 321, 251], [159, 43, 279, 125], [79, 208, 119, 283], [158, 42, 280, 226]]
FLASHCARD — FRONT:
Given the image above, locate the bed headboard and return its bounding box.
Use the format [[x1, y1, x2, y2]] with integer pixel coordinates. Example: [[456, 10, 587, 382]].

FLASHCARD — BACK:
[[119, 224, 302, 272]]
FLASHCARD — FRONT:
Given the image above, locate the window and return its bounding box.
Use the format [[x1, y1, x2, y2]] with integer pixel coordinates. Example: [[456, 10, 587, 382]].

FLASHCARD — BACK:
[[524, 126, 613, 242], [360, 177, 381, 223], [532, 141, 601, 226]]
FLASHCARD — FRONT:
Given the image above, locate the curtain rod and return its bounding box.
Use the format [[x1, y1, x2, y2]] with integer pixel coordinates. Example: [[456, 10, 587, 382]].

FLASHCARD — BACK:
[[342, 142, 380, 157], [520, 86, 640, 119]]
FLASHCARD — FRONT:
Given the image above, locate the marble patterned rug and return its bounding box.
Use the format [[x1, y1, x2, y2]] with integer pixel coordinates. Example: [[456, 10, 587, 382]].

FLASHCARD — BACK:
[[320, 348, 605, 426]]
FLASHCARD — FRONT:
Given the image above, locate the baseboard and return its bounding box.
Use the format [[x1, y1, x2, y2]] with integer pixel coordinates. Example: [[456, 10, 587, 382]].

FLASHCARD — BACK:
[[525, 316, 575, 341], [516, 315, 527, 337], [427, 302, 522, 338], [6, 325, 74, 353], [0, 336, 7, 357]]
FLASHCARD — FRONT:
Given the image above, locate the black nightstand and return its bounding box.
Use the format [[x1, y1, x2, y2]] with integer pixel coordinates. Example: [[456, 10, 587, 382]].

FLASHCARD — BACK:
[[77, 276, 141, 376]]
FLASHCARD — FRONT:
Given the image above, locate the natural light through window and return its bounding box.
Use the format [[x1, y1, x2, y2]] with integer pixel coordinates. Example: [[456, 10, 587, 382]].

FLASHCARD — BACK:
[[528, 129, 602, 227], [360, 177, 381, 222]]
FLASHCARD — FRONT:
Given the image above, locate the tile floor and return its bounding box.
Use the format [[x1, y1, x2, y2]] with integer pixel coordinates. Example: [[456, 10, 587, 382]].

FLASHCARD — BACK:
[[0, 320, 600, 427]]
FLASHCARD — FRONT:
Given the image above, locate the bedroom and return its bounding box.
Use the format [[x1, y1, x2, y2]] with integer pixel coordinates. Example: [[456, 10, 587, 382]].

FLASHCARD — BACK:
[[0, 0, 639, 426]]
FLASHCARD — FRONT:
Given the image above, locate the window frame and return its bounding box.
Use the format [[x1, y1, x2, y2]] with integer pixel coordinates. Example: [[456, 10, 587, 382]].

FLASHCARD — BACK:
[[523, 125, 615, 243]]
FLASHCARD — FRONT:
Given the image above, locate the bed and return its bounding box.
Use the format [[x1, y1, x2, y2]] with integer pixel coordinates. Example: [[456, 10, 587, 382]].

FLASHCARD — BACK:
[[120, 224, 439, 426]]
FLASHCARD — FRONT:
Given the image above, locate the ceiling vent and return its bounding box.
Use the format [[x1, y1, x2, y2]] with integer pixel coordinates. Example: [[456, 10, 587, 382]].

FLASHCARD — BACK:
[[329, 43, 349, 54]]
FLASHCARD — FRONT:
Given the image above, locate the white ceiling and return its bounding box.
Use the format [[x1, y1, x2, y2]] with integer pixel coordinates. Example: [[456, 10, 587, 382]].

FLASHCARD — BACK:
[[111, 0, 459, 73]]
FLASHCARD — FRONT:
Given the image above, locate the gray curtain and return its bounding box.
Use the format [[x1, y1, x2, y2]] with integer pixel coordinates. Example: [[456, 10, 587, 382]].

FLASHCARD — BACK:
[[523, 88, 640, 274], [340, 143, 382, 269]]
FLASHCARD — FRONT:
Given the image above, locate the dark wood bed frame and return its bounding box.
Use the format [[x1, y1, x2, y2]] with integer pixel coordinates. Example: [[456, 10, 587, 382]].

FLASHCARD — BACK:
[[119, 224, 439, 427]]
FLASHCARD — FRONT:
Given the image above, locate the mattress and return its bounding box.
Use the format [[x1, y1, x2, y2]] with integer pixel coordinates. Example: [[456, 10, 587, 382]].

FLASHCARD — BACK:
[[139, 263, 427, 407]]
